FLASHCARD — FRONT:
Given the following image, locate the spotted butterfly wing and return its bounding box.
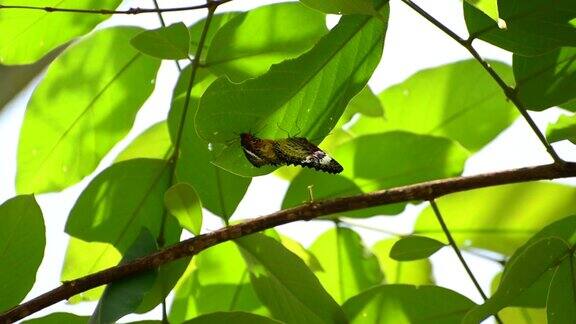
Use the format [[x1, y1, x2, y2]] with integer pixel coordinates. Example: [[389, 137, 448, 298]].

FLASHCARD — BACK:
[[274, 137, 343, 174], [240, 133, 281, 167]]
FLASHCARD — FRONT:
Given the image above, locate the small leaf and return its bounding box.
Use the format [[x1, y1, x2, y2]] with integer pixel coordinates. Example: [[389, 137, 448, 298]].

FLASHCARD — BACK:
[[343, 284, 476, 323], [547, 255, 576, 324], [389, 236, 446, 261], [236, 233, 347, 323], [131, 22, 190, 60], [0, 195, 45, 311], [90, 229, 158, 324], [372, 239, 433, 285], [309, 227, 383, 303], [21, 312, 89, 324], [183, 312, 281, 324], [547, 113, 576, 144], [164, 183, 203, 235]]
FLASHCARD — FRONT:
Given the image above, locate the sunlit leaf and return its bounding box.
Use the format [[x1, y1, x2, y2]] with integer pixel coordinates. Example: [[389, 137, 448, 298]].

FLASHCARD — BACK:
[[547, 255, 576, 324], [372, 239, 434, 285], [351, 60, 517, 152], [131, 22, 190, 60], [236, 233, 346, 323], [183, 312, 281, 324], [0, 0, 122, 64], [389, 236, 446, 261], [0, 195, 44, 311], [195, 6, 389, 177], [164, 183, 202, 235], [464, 0, 499, 21], [343, 285, 476, 323], [115, 121, 172, 162], [17, 27, 161, 194], [21, 312, 89, 324], [206, 2, 328, 81], [547, 113, 576, 144], [299, 0, 377, 15]]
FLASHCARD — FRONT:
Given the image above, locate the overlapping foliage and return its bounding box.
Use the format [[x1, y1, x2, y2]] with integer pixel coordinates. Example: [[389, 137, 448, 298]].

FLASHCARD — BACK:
[[1, 0, 576, 323]]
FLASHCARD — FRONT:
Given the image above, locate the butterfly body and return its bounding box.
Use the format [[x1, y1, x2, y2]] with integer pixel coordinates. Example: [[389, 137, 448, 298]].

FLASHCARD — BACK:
[[240, 133, 343, 174]]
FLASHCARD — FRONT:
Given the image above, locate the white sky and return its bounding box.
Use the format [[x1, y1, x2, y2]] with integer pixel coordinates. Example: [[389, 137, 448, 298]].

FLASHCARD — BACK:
[[1, 0, 574, 322]]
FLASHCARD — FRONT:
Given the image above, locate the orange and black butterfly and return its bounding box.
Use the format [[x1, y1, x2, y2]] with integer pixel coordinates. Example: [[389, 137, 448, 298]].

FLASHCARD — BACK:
[[240, 133, 343, 174]]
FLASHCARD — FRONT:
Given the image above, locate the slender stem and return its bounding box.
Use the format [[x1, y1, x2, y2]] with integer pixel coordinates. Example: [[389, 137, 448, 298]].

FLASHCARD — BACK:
[[152, 0, 183, 72], [429, 200, 503, 324], [0, 0, 233, 15], [3, 162, 576, 322], [399, 0, 563, 165]]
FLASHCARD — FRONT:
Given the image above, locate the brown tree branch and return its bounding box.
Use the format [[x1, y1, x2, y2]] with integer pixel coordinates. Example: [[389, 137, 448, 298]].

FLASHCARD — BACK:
[[399, 0, 564, 165], [0, 0, 232, 15], [1, 162, 576, 322]]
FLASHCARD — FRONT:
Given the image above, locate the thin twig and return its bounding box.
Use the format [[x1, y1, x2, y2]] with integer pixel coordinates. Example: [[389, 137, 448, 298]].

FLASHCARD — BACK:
[[429, 200, 503, 324], [399, 0, 563, 165], [0, 0, 233, 15], [2, 162, 576, 322]]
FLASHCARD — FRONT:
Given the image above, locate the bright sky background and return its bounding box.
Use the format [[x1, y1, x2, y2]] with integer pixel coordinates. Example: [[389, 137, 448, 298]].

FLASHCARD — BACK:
[[1, 0, 575, 322]]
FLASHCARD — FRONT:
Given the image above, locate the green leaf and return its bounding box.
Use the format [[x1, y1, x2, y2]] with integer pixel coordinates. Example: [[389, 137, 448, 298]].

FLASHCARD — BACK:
[[515, 47, 576, 110], [195, 7, 388, 177], [415, 182, 576, 255], [464, 237, 571, 323], [351, 60, 517, 152], [389, 236, 446, 261], [464, 0, 499, 21], [115, 121, 172, 163], [65, 158, 180, 252], [299, 0, 377, 15], [21, 312, 89, 324], [168, 66, 250, 220], [131, 22, 190, 60], [0, 0, 122, 64], [205, 2, 328, 81], [236, 233, 347, 324], [335, 132, 469, 192], [164, 183, 203, 235], [547, 255, 576, 324], [169, 242, 265, 323], [498, 307, 547, 324], [282, 169, 404, 218], [61, 238, 121, 303], [464, 0, 576, 56], [279, 235, 324, 272], [346, 86, 384, 117], [372, 239, 433, 285], [491, 271, 553, 308], [183, 312, 281, 324], [547, 113, 576, 144], [309, 227, 383, 304], [343, 284, 476, 323], [0, 195, 45, 311], [17, 27, 161, 194], [189, 12, 241, 61], [91, 228, 158, 324]]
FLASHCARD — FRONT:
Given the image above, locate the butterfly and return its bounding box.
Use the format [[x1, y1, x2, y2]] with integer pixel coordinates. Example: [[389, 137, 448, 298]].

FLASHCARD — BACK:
[[240, 133, 343, 174]]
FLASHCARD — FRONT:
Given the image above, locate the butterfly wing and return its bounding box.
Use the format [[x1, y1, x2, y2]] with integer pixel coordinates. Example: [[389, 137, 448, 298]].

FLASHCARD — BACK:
[[240, 133, 281, 167], [274, 137, 343, 174]]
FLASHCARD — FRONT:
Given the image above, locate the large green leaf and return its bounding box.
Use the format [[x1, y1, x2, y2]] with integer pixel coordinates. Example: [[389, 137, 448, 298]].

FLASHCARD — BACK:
[[464, 0, 499, 21], [415, 182, 576, 255], [188, 12, 240, 61], [21, 312, 89, 324], [205, 2, 327, 81], [515, 47, 576, 110], [343, 285, 476, 323], [91, 229, 158, 324], [351, 60, 517, 152], [236, 233, 347, 324], [168, 66, 250, 220], [131, 22, 190, 60], [299, 0, 378, 15], [372, 239, 434, 285], [195, 6, 388, 177], [547, 113, 576, 144], [61, 238, 121, 303], [464, 0, 576, 56], [335, 132, 469, 192], [115, 121, 172, 162], [463, 238, 572, 323], [309, 227, 383, 304], [17, 27, 161, 194], [0, 195, 45, 311], [169, 242, 264, 323], [183, 312, 281, 324], [547, 255, 576, 324], [0, 0, 122, 64]]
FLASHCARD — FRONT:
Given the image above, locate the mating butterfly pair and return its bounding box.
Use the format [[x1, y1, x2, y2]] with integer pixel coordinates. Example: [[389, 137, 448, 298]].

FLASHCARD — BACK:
[[240, 133, 343, 174]]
